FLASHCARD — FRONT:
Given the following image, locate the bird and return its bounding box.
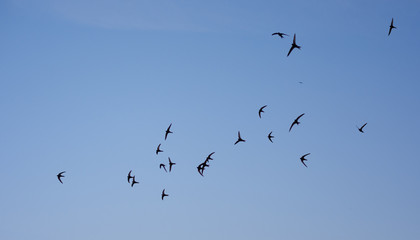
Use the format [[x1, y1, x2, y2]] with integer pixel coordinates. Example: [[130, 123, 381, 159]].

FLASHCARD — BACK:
[[358, 123, 367, 133], [234, 131, 246, 145], [156, 143, 163, 155], [161, 189, 169, 200], [168, 157, 176, 172], [300, 153, 310, 168], [165, 123, 173, 140], [258, 105, 267, 118], [206, 152, 215, 162], [289, 113, 305, 132], [287, 34, 301, 57], [127, 170, 134, 183], [160, 163, 167, 173], [57, 171, 65, 184], [272, 32, 288, 38], [268, 131, 274, 143], [131, 176, 139, 187], [197, 165, 204, 176], [388, 18, 396, 36]]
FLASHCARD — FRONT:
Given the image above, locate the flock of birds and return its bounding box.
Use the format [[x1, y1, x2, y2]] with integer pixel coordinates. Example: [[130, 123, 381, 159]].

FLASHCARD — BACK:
[[56, 18, 398, 200]]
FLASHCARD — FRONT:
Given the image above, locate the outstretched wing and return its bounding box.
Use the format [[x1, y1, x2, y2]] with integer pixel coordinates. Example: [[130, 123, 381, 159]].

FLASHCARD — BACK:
[[296, 113, 305, 121]]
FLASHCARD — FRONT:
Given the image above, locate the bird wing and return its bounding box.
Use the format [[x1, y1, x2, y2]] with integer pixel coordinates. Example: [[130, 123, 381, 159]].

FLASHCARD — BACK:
[[289, 122, 296, 132], [296, 113, 305, 121], [301, 160, 308, 168], [303, 153, 311, 158], [57, 176, 63, 184], [388, 26, 392, 36], [287, 45, 294, 57], [361, 123, 367, 130], [272, 33, 278, 36], [293, 34, 296, 44]]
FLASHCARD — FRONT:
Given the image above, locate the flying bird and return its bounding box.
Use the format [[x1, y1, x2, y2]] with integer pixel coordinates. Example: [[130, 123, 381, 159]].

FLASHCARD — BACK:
[[289, 113, 305, 132], [206, 152, 215, 162], [268, 131, 274, 143], [160, 163, 167, 173], [358, 123, 367, 133], [161, 189, 169, 200], [234, 131, 246, 145], [127, 170, 134, 183], [156, 143, 163, 155], [57, 171, 65, 184], [165, 123, 173, 140], [388, 18, 396, 36], [258, 105, 267, 118], [272, 32, 288, 38], [287, 34, 301, 57], [168, 157, 176, 172], [197, 165, 204, 176], [300, 153, 310, 168], [131, 176, 139, 187]]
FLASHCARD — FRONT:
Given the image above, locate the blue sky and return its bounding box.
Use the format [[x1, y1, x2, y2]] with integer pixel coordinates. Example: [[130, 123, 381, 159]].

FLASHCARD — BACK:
[[1, 1, 420, 239]]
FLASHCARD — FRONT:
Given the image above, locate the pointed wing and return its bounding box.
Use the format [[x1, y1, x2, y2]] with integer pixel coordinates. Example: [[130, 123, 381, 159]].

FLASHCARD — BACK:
[[303, 153, 311, 158], [289, 122, 296, 132], [287, 45, 294, 57], [301, 160, 308, 168], [293, 34, 296, 44], [361, 123, 367, 130], [296, 113, 305, 121]]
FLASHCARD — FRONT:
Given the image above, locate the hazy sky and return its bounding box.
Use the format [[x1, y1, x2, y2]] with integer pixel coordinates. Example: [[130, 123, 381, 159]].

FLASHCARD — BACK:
[[1, 1, 420, 239]]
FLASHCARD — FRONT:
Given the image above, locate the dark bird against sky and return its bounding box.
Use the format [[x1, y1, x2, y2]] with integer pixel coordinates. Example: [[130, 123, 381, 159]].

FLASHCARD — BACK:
[[272, 32, 288, 38], [234, 131, 246, 145], [206, 152, 215, 162], [57, 171, 65, 184], [156, 143, 163, 155], [168, 157, 176, 172], [300, 153, 310, 168], [268, 131, 274, 143], [289, 113, 305, 132], [127, 170, 133, 183], [287, 34, 301, 57], [258, 105, 267, 118], [358, 123, 367, 133], [159, 163, 167, 173], [161, 189, 168, 200], [165, 123, 173, 140], [388, 18, 396, 36]]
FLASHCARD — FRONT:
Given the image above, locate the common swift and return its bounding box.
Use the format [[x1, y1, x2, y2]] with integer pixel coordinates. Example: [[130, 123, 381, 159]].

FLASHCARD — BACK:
[[258, 105, 267, 118], [206, 152, 215, 162], [268, 131, 274, 143], [388, 18, 396, 36], [156, 143, 163, 155], [300, 153, 310, 168], [358, 123, 367, 133], [127, 170, 134, 183], [289, 113, 305, 132], [272, 32, 288, 38], [168, 157, 176, 172], [161, 189, 168, 200], [131, 176, 139, 187], [160, 163, 167, 173], [234, 131, 246, 145], [165, 123, 173, 140], [57, 171, 65, 184], [287, 34, 301, 57]]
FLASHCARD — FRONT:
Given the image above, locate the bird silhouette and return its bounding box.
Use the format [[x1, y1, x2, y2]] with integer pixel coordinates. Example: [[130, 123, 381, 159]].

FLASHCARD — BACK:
[[156, 143, 163, 155], [289, 113, 305, 132], [287, 34, 301, 57], [272, 32, 288, 38], [127, 170, 134, 183], [358, 123, 367, 133], [300, 153, 310, 168], [131, 176, 139, 187], [268, 131, 274, 143], [168, 157, 176, 172], [165, 123, 173, 140], [234, 131, 246, 145], [258, 105, 267, 118], [197, 165, 204, 176], [388, 18, 396, 36], [206, 152, 215, 162], [57, 171, 65, 184], [160, 163, 167, 173], [161, 189, 169, 200]]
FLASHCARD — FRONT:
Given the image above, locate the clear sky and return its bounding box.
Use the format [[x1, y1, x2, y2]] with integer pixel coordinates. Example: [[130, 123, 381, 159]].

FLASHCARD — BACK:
[[1, 1, 420, 239]]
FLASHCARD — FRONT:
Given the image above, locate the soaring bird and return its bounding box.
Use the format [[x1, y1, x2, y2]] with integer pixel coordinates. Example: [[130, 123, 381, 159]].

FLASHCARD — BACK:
[[165, 123, 173, 140], [258, 105, 267, 118], [159, 163, 167, 173], [168, 157, 176, 172], [268, 131, 274, 143], [287, 34, 301, 57], [57, 171, 65, 184], [131, 176, 139, 187], [272, 32, 288, 38], [289, 113, 305, 132], [234, 131, 246, 145], [358, 123, 367, 133], [127, 170, 134, 183], [156, 143, 163, 155], [206, 152, 215, 162], [300, 153, 310, 168], [388, 18, 396, 36], [161, 189, 169, 200]]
